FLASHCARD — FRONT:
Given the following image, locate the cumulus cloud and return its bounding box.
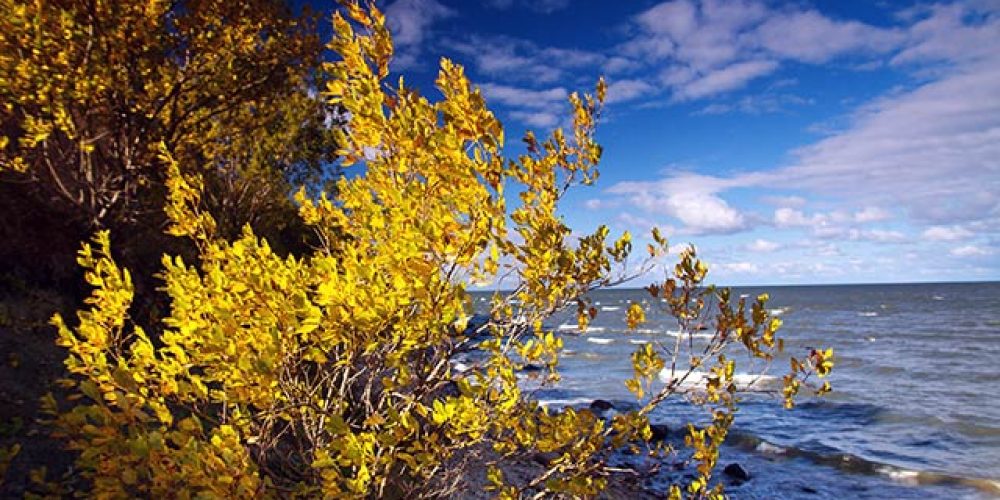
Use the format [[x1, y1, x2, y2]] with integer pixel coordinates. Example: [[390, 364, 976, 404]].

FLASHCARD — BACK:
[[950, 245, 992, 257], [385, 0, 455, 69], [605, 79, 658, 104], [753, 10, 903, 63], [602, 2, 1000, 247], [923, 225, 974, 241], [617, 0, 906, 102], [854, 206, 891, 223], [445, 35, 602, 85], [747, 239, 781, 252], [715, 261, 760, 274], [694, 92, 812, 115], [478, 83, 569, 128], [671, 60, 779, 101], [607, 175, 750, 234]]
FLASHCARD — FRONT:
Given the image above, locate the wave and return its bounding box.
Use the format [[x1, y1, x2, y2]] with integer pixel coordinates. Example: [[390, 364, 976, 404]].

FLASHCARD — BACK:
[[537, 397, 595, 407], [557, 323, 578, 331], [769, 307, 788, 316], [600, 306, 621, 311], [858, 311, 879, 317], [628, 339, 650, 345], [656, 369, 779, 389], [587, 337, 614, 345], [724, 431, 1000, 496]]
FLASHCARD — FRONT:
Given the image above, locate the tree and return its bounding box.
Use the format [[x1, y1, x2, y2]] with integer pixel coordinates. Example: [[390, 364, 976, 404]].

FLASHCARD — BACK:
[[41, 3, 834, 498], [0, 0, 341, 286]]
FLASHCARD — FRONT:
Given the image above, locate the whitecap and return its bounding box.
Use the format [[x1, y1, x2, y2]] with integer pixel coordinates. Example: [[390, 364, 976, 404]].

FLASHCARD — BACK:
[[558, 323, 578, 331], [739, 293, 750, 299], [858, 312, 879, 317], [538, 397, 594, 408], [878, 466, 920, 485], [658, 368, 778, 389], [587, 337, 614, 345], [600, 306, 621, 312], [628, 339, 650, 345], [932, 295, 945, 301], [755, 441, 786, 455], [769, 308, 786, 316]]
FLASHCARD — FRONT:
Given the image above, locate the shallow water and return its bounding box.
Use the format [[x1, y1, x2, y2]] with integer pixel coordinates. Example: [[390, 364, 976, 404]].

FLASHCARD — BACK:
[[471, 282, 1000, 498]]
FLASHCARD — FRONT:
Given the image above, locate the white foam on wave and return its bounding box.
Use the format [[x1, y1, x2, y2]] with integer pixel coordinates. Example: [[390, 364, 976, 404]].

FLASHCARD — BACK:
[[537, 397, 594, 408], [587, 337, 614, 345], [858, 311, 879, 317], [932, 295, 945, 301], [558, 323, 578, 331], [877, 466, 920, 485], [628, 339, 650, 345], [600, 306, 621, 312], [658, 368, 778, 388], [755, 441, 786, 455], [586, 327, 607, 333], [769, 308, 787, 316], [665, 329, 715, 339]]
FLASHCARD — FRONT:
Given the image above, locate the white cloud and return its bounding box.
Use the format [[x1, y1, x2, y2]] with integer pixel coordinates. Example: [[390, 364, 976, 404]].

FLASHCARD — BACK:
[[747, 239, 781, 252], [385, 0, 455, 69], [606, 3, 1000, 246], [922, 225, 974, 241], [478, 83, 568, 128], [854, 206, 891, 223], [479, 84, 567, 109], [853, 229, 906, 243], [605, 79, 658, 104], [604, 56, 641, 74], [753, 10, 903, 63], [695, 92, 812, 115], [607, 175, 749, 234], [672, 60, 779, 101], [950, 245, 992, 257], [716, 261, 760, 274], [761, 195, 807, 208], [774, 208, 811, 228], [446, 36, 602, 85], [892, 3, 1000, 66], [509, 110, 560, 128], [616, 0, 908, 102]]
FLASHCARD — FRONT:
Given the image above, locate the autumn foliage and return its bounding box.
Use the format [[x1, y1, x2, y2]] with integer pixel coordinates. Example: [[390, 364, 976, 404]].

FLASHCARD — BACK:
[[0, 0, 340, 287], [4, 2, 834, 498]]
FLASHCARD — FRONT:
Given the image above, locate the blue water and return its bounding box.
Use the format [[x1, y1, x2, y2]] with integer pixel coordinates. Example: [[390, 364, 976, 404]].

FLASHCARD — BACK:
[[470, 282, 1000, 498]]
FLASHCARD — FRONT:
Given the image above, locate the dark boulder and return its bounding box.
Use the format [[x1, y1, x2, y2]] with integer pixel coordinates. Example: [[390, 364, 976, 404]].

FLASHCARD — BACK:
[[723, 463, 751, 481], [649, 424, 670, 442], [590, 399, 614, 412]]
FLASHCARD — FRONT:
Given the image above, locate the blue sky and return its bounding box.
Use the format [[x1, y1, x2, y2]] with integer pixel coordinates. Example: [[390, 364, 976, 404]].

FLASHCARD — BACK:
[[376, 0, 1000, 285]]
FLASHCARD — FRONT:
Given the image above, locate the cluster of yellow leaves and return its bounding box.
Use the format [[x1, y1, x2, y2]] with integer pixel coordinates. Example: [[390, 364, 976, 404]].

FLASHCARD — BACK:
[[45, 2, 835, 498], [0, 0, 335, 235]]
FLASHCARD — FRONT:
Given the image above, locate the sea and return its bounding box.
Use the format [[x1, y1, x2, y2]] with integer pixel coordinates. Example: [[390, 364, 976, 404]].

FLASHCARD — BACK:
[[469, 282, 1000, 499]]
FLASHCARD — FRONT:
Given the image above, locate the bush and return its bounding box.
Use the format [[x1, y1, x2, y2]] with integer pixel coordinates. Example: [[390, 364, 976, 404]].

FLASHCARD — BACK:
[[0, 0, 341, 288], [42, 3, 834, 498]]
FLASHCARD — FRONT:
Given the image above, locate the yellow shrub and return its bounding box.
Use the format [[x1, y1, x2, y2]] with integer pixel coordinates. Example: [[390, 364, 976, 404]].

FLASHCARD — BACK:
[[47, 3, 833, 498]]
